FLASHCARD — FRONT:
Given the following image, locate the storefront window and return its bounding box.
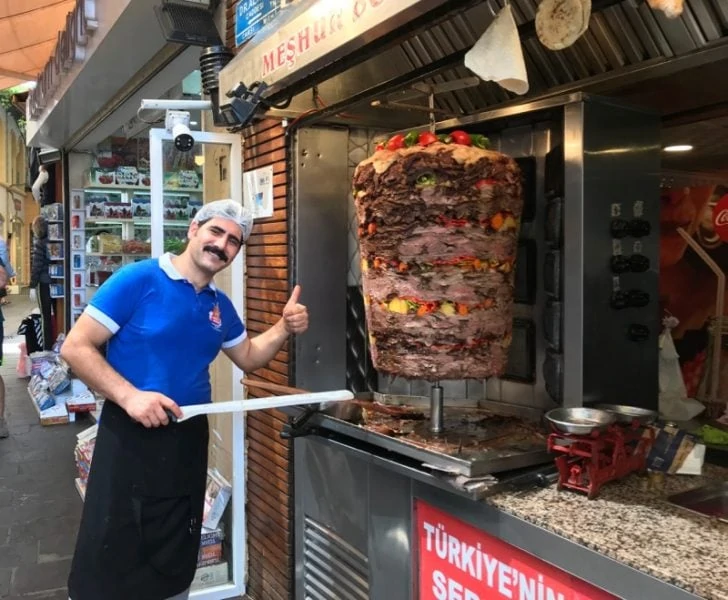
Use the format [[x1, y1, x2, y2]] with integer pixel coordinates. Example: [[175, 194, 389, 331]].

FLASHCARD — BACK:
[[70, 71, 205, 317]]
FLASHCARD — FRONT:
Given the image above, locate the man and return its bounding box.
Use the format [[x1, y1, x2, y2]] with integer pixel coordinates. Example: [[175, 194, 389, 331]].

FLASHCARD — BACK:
[[61, 199, 308, 600]]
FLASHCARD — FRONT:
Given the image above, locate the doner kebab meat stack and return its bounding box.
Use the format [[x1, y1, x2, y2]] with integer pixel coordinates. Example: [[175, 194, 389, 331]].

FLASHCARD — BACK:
[[353, 130, 523, 381]]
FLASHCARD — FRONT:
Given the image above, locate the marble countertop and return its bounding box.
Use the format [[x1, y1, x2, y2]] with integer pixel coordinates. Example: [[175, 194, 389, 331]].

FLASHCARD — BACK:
[[485, 465, 728, 599]]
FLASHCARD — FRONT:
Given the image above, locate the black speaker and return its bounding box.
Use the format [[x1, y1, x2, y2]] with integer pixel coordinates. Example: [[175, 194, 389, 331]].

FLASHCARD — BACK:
[[154, 1, 222, 47]]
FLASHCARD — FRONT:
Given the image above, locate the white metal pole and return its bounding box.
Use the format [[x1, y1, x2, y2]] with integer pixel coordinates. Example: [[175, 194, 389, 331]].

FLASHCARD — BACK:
[[149, 129, 165, 258]]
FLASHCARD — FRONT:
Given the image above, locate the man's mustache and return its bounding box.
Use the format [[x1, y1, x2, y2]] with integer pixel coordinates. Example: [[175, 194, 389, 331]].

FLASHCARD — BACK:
[[203, 245, 228, 262]]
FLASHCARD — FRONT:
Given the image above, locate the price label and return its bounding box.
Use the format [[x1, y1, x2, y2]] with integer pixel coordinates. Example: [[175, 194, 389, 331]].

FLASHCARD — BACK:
[[612, 239, 622, 255], [633, 200, 644, 218], [611, 203, 622, 217], [633, 240, 643, 254], [613, 276, 621, 292]]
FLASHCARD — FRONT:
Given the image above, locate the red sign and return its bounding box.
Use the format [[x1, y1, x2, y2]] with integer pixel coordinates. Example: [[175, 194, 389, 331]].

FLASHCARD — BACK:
[[414, 500, 617, 600], [712, 194, 728, 242]]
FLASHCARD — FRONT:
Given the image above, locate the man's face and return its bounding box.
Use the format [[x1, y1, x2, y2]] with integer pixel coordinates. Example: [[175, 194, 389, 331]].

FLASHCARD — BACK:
[[187, 217, 244, 275]]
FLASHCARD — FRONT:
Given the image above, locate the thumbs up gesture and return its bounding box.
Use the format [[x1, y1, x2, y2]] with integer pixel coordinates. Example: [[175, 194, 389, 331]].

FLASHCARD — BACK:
[[282, 284, 308, 334]]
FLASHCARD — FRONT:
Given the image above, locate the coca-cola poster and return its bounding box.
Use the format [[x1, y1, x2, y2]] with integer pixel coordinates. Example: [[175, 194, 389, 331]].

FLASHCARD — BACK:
[[712, 194, 728, 242], [660, 184, 728, 399]]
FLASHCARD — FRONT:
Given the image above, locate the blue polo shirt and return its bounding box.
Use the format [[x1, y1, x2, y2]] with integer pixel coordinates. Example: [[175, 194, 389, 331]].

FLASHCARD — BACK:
[[85, 253, 246, 406]]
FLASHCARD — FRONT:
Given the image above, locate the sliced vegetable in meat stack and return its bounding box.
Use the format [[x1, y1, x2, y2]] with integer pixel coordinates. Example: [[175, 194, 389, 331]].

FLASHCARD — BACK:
[[353, 130, 523, 381]]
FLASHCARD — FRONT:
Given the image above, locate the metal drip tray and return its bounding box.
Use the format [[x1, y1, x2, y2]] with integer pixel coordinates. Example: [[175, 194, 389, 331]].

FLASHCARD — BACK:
[[666, 483, 728, 523], [304, 405, 550, 477]]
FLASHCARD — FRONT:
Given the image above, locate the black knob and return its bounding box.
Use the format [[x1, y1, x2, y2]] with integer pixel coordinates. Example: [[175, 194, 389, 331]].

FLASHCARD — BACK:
[[629, 254, 650, 273], [610, 291, 629, 310], [629, 219, 651, 238], [610, 219, 630, 239], [627, 324, 649, 342], [610, 255, 631, 274], [627, 290, 650, 308]]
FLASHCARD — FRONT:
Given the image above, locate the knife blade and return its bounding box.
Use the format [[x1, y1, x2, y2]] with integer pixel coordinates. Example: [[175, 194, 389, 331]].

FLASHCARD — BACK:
[[172, 390, 355, 422]]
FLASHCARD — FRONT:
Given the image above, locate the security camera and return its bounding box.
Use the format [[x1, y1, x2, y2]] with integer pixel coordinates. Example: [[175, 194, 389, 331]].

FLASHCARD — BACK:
[[165, 110, 195, 152]]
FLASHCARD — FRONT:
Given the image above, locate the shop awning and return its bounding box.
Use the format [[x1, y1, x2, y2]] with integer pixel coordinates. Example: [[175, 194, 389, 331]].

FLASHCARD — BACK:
[[0, 0, 75, 90]]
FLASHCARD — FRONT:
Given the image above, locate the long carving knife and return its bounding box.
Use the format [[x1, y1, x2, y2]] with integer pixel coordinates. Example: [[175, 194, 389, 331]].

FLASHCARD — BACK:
[[172, 390, 354, 422]]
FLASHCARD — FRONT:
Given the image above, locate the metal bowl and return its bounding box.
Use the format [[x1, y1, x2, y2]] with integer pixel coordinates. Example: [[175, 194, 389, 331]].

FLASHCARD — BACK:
[[594, 404, 658, 425], [545, 407, 616, 435]]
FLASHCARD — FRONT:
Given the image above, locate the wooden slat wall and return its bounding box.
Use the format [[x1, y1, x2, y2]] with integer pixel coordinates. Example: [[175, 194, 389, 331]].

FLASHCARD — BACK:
[[243, 118, 293, 600], [226, 4, 294, 598]]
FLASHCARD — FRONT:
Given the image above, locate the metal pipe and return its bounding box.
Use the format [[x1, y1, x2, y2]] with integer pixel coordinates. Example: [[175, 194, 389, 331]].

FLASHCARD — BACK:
[[139, 99, 213, 112], [430, 383, 444, 434]]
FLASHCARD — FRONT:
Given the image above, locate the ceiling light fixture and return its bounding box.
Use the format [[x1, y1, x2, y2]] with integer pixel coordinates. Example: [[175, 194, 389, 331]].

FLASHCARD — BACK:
[[663, 144, 693, 152]]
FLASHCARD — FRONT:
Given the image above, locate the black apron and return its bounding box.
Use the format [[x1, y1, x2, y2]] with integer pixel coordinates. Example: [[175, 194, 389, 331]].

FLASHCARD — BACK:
[[68, 401, 209, 600]]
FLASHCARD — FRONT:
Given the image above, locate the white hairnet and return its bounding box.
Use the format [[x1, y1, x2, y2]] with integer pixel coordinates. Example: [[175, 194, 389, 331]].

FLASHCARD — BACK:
[[192, 199, 253, 242]]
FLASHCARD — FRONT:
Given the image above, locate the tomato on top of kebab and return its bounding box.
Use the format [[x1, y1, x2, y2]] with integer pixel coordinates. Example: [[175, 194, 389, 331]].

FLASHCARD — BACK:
[[374, 129, 490, 152]]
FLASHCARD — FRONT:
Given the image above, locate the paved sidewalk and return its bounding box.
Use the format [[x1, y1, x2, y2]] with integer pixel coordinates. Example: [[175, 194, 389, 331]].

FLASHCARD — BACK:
[[0, 293, 88, 599]]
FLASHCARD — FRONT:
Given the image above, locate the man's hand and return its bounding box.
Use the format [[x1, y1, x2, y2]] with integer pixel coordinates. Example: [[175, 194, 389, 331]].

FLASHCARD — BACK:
[[119, 390, 183, 428], [282, 284, 308, 334]]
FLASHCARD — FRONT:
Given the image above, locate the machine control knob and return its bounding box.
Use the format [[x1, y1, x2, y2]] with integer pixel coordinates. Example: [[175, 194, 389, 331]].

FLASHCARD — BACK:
[[627, 324, 649, 342], [610, 218, 630, 239], [610, 255, 631, 274], [629, 254, 650, 273], [627, 290, 650, 308], [610, 291, 629, 310], [629, 219, 651, 238]]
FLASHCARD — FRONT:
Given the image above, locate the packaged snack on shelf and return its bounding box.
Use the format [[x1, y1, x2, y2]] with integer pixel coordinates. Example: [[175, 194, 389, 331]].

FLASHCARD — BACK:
[[122, 239, 151, 255], [85, 195, 107, 218], [89, 168, 116, 186], [98, 233, 123, 253], [188, 198, 203, 219], [132, 195, 151, 218], [202, 469, 232, 530], [104, 202, 132, 219], [115, 166, 139, 186]]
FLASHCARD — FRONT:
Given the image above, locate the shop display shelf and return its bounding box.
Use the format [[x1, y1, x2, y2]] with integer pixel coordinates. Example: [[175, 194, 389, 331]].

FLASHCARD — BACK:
[[84, 184, 202, 193]]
